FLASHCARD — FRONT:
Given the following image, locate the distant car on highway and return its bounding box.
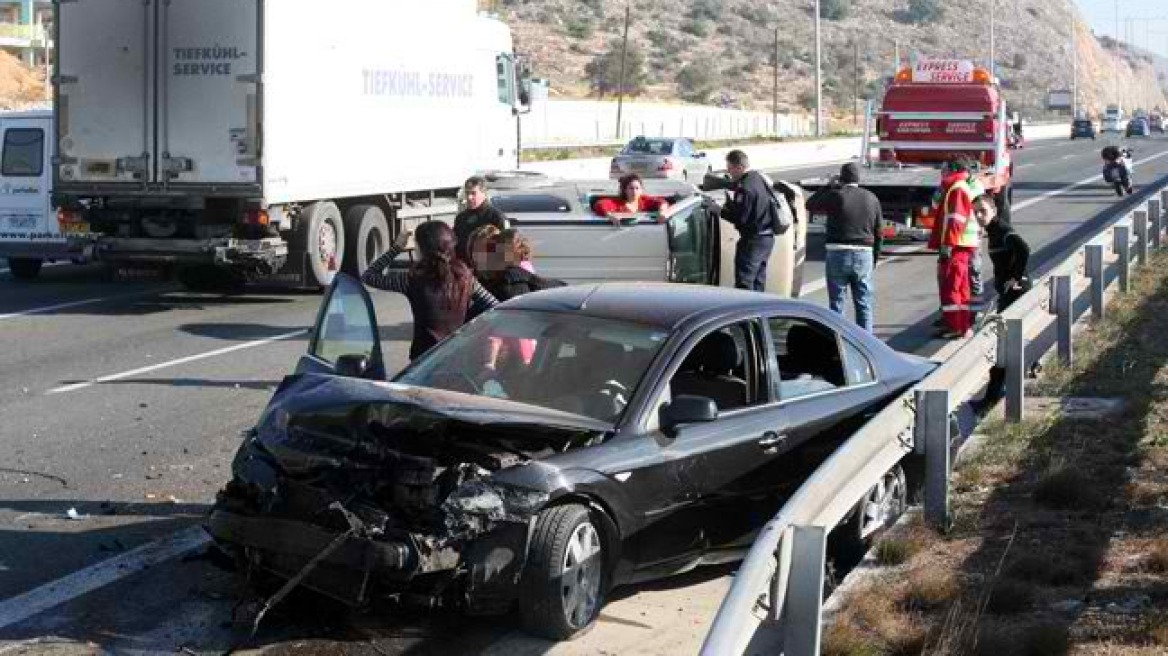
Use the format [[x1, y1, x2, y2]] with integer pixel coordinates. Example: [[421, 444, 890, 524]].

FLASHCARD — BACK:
[[609, 137, 712, 183], [1127, 117, 1151, 138], [1151, 115, 1165, 133], [1070, 118, 1096, 140], [484, 174, 807, 299], [208, 279, 934, 640]]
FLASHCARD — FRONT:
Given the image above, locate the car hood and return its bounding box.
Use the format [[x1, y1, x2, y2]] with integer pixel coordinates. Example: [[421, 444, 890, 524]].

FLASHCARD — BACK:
[[251, 374, 611, 477]]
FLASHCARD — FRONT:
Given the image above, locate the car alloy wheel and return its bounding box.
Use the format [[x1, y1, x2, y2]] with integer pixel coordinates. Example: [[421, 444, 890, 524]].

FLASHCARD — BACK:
[[561, 521, 603, 629], [860, 465, 907, 540]]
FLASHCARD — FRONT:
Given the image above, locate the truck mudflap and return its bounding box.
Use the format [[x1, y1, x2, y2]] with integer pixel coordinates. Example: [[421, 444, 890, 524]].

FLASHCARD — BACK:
[[92, 237, 288, 273]]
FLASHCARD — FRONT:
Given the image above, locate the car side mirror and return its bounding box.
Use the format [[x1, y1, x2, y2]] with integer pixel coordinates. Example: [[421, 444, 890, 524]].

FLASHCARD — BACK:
[[335, 353, 371, 378], [661, 395, 719, 436]]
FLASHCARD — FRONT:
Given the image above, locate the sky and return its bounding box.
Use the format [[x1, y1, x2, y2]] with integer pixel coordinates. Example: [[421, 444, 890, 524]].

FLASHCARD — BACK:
[[1076, 0, 1168, 57]]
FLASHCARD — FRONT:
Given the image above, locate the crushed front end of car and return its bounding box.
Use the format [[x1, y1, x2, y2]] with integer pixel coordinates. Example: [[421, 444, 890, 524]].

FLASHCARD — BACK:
[[207, 374, 607, 615]]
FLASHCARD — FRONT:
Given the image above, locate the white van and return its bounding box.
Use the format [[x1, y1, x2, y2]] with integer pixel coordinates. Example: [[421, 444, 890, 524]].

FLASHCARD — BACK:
[[0, 110, 77, 279]]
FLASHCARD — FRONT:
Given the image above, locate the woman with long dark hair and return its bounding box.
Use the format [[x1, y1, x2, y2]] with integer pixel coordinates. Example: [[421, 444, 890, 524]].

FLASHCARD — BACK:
[[591, 174, 673, 225], [362, 221, 498, 360]]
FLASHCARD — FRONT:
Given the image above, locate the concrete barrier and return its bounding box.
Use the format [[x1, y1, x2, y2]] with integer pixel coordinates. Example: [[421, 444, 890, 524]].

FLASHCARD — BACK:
[[524, 122, 1071, 180]]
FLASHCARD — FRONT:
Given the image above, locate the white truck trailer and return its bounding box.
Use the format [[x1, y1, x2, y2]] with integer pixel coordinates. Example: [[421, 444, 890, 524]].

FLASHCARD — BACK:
[[49, 0, 526, 288]]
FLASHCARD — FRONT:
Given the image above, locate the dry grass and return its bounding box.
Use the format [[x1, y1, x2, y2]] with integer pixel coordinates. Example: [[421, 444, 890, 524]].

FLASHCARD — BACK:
[[901, 570, 959, 612], [1033, 462, 1097, 510], [874, 538, 919, 566]]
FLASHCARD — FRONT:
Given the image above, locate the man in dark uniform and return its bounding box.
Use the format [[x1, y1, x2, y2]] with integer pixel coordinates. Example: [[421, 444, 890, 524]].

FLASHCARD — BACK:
[[453, 176, 509, 262], [720, 150, 777, 291]]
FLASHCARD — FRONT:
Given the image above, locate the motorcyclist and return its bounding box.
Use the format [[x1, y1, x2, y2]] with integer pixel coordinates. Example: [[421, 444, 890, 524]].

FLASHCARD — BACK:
[[1102, 145, 1134, 196]]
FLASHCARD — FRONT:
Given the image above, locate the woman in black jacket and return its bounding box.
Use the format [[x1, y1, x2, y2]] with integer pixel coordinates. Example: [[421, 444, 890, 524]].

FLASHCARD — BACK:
[[361, 221, 498, 360]]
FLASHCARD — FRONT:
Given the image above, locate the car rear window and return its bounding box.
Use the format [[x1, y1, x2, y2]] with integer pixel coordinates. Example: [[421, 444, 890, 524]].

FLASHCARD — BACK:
[[623, 138, 675, 156], [490, 194, 572, 214]]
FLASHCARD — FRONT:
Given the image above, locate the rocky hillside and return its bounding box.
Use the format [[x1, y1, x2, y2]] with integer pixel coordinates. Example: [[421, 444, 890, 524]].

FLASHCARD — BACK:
[[488, 0, 1167, 118]]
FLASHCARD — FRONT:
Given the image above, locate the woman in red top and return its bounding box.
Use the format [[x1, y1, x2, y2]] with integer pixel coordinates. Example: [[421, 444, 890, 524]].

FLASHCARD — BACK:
[[592, 174, 672, 225]]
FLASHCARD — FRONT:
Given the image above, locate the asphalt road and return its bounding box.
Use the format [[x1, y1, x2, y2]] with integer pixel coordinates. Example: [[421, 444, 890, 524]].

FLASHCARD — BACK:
[[1, 133, 1165, 655]]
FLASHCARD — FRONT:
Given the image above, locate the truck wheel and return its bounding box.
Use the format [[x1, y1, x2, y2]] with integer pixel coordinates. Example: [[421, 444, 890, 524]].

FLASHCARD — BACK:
[[296, 202, 345, 288], [519, 504, 607, 641], [341, 204, 390, 277], [7, 258, 43, 280]]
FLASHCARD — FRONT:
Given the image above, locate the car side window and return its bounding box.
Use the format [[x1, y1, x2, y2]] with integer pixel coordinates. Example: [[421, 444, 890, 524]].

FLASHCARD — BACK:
[[768, 317, 848, 400], [840, 338, 876, 386], [668, 320, 767, 412]]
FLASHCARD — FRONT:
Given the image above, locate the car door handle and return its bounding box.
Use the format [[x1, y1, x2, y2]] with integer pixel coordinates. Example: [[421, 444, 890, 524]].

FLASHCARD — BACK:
[[759, 432, 789, 451]]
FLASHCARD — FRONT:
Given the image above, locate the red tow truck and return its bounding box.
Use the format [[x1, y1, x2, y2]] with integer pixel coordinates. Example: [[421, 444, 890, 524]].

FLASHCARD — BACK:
[[802, 59, 1014, 243]]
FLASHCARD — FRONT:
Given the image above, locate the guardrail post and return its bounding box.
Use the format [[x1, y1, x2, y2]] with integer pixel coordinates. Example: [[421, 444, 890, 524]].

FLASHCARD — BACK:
[[1135, 210, 1149, 266], [783, 525, 826, 656], [1160, 192, 1168, 239], [1052, 275, 1073, 365], [917, 389, 952, 532], [1151, 200, 1163, 250], [1086, 244, 1105, 320], [1115, 224, 1132, 293], [1005, 318, 1025, 423]]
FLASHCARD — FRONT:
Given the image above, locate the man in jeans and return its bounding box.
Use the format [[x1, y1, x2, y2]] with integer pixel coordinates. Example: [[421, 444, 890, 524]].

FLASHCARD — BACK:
[[807, 162, 883, 332]]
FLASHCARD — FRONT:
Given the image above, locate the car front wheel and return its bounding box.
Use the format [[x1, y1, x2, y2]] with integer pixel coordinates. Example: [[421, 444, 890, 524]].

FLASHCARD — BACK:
[[833, 463, 907, 566], [519, 504, 606, 641]]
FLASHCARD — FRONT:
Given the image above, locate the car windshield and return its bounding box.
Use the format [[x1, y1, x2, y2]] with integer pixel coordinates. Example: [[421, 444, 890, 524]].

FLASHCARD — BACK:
[[396, 310, 670, 423], [623, 138, 674, 156]]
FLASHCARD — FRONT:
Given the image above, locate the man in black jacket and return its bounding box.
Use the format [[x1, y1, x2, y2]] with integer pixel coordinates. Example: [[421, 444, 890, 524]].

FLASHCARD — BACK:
[[807, 162, 883, 333], [720, 150, 776, 291], [453, 176, 509, 262]]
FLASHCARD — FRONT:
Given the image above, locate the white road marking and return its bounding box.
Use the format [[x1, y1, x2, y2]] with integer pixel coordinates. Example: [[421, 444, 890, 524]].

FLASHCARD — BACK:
[[0, 293, 154, 323], [48, 328, 309, 394], [1013, 148, 1168, 212], [0, 527, 210, 631]]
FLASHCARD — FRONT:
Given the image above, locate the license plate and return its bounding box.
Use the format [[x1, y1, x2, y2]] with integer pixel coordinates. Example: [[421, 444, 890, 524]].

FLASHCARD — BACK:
[[5, 215, 36, 229]]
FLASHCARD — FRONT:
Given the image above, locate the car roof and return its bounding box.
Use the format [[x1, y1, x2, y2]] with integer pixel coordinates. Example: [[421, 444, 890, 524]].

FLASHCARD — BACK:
[[498, 283, 812, 329]]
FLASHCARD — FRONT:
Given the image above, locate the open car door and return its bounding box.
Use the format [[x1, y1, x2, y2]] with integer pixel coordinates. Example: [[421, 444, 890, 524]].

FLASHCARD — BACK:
[[295, 273, 386, 380]]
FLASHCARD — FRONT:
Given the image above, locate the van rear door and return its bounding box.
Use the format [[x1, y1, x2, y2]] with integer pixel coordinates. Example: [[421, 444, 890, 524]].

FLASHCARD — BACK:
[[0, 117, 57, 247]]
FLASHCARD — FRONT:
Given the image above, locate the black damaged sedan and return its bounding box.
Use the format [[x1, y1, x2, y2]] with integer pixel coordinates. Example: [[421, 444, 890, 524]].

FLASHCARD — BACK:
[[209, 276, 935, 640]]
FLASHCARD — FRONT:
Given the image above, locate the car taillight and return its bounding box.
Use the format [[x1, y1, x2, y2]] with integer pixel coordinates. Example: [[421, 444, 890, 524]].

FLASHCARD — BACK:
[[243, 208, 270, 226], [658, 159, 675, 172], [57, 208, 82, 229]]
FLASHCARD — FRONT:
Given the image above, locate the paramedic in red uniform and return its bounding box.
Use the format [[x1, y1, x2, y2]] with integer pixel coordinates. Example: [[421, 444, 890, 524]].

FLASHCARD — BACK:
[[929, 158, 979, 339]]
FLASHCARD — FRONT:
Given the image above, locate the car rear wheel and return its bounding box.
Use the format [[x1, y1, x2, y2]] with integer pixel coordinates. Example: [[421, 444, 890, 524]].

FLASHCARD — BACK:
[[7, 257, 42, 280], [519, 504, 606, 641], [833, 463, 907, 566]]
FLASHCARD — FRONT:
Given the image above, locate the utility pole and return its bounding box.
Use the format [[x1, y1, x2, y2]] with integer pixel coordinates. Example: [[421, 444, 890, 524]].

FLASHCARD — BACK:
[[853, 40, 859, 126], [814, 0, 823, 137], [614, 3, 630, 141], [1072, 20, 1079, 118], [773, 27, 779, 137], [990, 0, 996, 79]]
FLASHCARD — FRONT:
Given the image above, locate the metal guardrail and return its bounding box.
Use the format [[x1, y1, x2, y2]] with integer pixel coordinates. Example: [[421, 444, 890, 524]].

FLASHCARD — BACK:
[[701, 183, 1168, 655]]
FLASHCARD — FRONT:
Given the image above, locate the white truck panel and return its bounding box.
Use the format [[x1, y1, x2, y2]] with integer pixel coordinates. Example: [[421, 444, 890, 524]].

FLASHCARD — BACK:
[[262, 2, 517, 205], [57, 0, 153, 185], [161, 0, 259, 185]]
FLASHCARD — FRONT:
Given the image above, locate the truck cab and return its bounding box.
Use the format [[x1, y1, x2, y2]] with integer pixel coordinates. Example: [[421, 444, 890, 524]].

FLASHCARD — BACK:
[[0, 110, 78, 280]]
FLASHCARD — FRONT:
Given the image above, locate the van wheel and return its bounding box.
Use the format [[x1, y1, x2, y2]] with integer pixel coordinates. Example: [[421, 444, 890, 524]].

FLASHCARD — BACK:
[[296, 202, 344, 288], [8, 258, 42, 280], [341, 205, 390, 277], [519, 504, 607, 641]]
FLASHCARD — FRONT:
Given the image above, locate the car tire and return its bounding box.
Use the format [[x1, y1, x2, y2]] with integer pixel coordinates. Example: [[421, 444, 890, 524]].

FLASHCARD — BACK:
[[341, 204, 390, 277], [519, 504, 606, 641], [295, 201, 345, 289], [7, 257, 42, 280], [833, 463, 907, 567]]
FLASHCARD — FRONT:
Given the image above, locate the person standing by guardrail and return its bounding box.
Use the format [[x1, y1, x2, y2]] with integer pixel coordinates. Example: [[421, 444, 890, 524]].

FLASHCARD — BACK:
[[972, 190, 1032, 412], [928, 157, 980, 339], [806, 162, 882, 333], [720, 150, 779, 291]]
